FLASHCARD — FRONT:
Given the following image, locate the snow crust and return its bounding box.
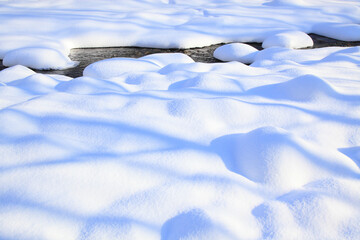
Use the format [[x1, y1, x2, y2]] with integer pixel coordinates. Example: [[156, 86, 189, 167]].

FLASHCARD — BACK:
[[1, 47, 360, 239], [0, 0, 360, 69]]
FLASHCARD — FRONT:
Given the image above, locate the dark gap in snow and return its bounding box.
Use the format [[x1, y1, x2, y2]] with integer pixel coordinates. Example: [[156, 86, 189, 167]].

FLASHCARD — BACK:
[[310, 33, 360, 48], [0, 34, 359, 78]]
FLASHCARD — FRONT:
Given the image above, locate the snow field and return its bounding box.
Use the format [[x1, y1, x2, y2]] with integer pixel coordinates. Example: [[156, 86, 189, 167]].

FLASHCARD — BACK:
[[1, 47, 360, 239], [1, 0, 360, 239]]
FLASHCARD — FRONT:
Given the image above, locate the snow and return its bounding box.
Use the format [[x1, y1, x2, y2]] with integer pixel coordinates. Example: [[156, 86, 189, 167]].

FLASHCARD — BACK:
[[0, 65, 36, 84], [3, 47, 78, 70], [312, 23, 360, 42], [213, 43, 259, 64], [265, 0, 310, 7], [83, 58, 160, 80], [0, 0, 360, 69], [262, 31, 314, 49], [1, 1, 360, 240], [1, 47, 360, 239], [83, 53, 194, 80]]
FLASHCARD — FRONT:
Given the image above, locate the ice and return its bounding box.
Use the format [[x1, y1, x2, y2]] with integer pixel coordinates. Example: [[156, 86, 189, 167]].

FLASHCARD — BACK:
[[213, 43, 259, 64], [1, 1, 360, 240]]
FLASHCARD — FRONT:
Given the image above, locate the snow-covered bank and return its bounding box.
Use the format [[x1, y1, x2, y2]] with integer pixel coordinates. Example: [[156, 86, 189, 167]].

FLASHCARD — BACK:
[[1, 47, 360, 239], [0, 0, 360, 69]]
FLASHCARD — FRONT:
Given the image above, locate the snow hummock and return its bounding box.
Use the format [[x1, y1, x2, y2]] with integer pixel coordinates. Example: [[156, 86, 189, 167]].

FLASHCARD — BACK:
[[3, 47, 78, 70], [83, 53, 194, 80], [247, 74, 337, 102], [83, 58, 160, 80], [0, 0, 360, 69], [212, 126, 358, 191], [0, 65, 36, 84], [262, 31, 314, 49], [1, 46, 360, 239], [213, 43, 259, 64]]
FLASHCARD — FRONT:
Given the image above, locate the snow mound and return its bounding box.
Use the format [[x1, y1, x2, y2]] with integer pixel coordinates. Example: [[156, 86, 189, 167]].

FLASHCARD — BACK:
[[211, 126, 358, 191], [211, 127, 316, 190], [3, 47, 78, 70], [0, 35, 68, 59], [159, 62, 215, 75], [168, 72, 243, 92], [83, 58, 160, 79], [253, 47, 325, 64], [7, 74, 59, 95], [213, 43, 259, 64], [247, 74, 337, 102], [0, 65, 35, 84], [313, 23, 360, 42], [124, 72, 170, 91], [262, 31, 313, 49], [161, 209, 222, 240], [139, 53, 194, 68], [55, 76, 126, 94]]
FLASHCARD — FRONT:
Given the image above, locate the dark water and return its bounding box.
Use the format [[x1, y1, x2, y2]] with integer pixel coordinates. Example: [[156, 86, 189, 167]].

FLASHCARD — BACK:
[[0, 34, 359, 78]]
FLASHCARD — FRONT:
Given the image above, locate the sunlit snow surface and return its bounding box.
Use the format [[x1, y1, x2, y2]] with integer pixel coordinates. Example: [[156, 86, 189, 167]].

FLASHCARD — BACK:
[[1, 48, 360, 240], [1, 1, 360, 240]]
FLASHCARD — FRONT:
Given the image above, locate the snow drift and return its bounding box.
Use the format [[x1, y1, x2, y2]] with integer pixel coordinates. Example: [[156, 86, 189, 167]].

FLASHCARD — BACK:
[[1, 47, 360, 239]]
